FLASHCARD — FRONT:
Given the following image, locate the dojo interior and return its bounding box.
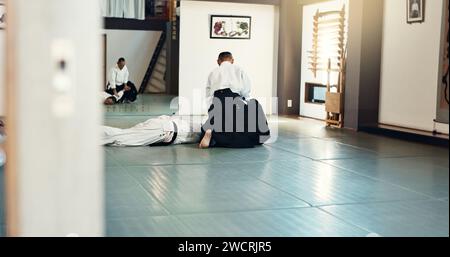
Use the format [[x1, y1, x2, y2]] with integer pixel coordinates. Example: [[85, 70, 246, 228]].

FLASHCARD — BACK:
[[0, 0, 449, 237]]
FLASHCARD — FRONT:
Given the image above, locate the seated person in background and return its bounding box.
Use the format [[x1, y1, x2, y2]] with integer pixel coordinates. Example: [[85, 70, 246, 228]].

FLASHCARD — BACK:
[[107, 57, 129, 96], [102, 115, 202, 146], [103, 81, 137, 105]]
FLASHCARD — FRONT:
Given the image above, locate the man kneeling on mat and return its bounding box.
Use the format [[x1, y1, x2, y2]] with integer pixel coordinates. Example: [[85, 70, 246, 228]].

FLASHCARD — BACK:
[[199, 51, 270, 148]]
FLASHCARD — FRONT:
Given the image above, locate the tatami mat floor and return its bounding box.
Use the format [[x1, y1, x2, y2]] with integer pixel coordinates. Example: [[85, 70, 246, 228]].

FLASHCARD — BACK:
[[102, 97, 449, 237], [0, 95, 448, 237]]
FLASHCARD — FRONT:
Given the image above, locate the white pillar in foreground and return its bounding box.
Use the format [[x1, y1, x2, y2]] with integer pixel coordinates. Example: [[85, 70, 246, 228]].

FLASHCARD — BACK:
[[5, 0, 104, 236]]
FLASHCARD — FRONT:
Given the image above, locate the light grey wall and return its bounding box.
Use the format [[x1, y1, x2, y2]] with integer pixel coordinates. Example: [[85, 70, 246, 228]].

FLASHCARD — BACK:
[[277, 0, 302, 115], [344, 0, 383, 130], [379, 0, 448, 133], [357, 0, 383, 128], [343, 0, 363, 129]]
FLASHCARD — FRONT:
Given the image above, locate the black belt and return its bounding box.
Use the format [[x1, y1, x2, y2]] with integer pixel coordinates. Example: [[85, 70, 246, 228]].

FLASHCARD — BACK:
[[150, 121, 178, 146]]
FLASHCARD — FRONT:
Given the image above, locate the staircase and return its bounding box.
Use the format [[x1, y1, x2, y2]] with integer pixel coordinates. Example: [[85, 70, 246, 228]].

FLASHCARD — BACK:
[[138, 0, 174, 94], [146, 44, 167, 93], [139, 31, 167, 94]]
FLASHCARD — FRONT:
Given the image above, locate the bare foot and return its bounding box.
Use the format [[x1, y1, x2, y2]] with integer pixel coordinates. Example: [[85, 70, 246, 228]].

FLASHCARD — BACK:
[[198, 129, 212, 149]]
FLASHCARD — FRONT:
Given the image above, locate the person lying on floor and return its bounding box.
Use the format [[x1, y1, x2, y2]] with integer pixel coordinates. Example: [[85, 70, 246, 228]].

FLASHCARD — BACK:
[[199, 51, 270, 149], [101, 91, 123, 105], [102, 81, 137, 105], [102, 115, 202, 146]]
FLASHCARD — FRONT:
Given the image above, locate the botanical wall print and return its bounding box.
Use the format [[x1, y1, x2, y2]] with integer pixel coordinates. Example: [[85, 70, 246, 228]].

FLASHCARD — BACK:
[[210, 15, 251, 39]]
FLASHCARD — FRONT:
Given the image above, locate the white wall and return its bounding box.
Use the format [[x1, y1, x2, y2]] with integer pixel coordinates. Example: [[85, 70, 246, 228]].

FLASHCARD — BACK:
[[179, 1, 278, 115], [300, 0, 349, 120], [379, 0, 448, 134], [0, 31, 5, 116], [104, 30, 162, 90]]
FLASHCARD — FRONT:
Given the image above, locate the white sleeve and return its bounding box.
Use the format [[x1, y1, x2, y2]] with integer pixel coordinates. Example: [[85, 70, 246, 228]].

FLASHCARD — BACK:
[[101, 91, 112, 101], [240, 70, 251, 100], [114, 90, 124, 101], [205, 73, 213, 107], [124, 67, 129, 83], [109, 68, 117, 89]]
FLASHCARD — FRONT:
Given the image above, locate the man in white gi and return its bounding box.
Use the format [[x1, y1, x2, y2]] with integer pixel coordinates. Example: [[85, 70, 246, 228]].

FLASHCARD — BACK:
[[199, 51, 271, 149], [204, 51, 251, 108], [102, 115, 202, 146], [107, 57, 129, 97]]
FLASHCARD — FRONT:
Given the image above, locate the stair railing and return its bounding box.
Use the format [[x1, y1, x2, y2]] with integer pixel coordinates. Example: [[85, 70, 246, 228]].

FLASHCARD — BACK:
[[139, 29, 167, 94]]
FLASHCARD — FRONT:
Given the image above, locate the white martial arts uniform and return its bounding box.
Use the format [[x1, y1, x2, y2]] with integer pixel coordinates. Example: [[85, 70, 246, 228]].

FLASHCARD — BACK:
[[108, 64, 129, 90], [206, 61, 251, 107], [101, 90, 124, 102], [102, 116, 202, 146]]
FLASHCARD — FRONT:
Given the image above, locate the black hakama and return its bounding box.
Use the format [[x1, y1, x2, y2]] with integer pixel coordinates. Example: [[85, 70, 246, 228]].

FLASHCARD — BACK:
[[201, 88, 270, 148]]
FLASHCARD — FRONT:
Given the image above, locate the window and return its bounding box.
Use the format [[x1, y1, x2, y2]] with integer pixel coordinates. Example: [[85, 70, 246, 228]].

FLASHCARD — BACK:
[[305, 83, 327, 104]]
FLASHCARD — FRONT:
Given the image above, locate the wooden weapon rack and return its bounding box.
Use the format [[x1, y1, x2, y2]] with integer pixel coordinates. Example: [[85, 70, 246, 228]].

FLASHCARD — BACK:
[[309, 6, 347, 128]]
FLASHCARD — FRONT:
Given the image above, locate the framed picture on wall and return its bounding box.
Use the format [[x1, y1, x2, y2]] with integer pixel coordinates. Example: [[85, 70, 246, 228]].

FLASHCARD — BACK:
[[407, 0, 425, 24], [210, 15, 251, 39], [0, 1, 6, 30]]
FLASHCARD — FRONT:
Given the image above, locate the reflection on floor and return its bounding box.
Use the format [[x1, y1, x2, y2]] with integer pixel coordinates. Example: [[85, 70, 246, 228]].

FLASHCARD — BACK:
[[104, 115, 449, 237], [0, 102, 448, 236], [104, 94, 178, 117]]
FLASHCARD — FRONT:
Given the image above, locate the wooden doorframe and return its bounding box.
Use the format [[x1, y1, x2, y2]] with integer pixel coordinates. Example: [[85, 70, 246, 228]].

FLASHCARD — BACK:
[[103, 33, 107, 88], [4, 0, 20, 236]]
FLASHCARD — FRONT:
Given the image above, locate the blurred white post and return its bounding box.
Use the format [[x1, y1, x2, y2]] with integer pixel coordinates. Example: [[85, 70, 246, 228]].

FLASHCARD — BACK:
[[5, 0, 103, 236]]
